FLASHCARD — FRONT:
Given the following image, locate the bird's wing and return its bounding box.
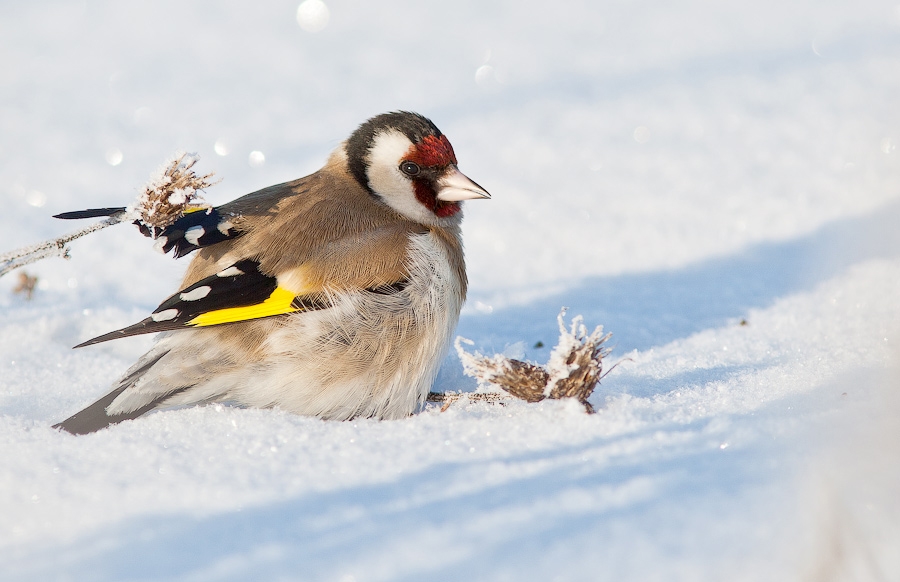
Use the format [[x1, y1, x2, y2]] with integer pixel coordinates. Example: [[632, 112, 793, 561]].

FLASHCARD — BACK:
[[143, 207, 242, 258], [75, 225, 415, 348], [74, 258, 335, 347], [53, 178, 306, 258], [55, 205, 241, 258]]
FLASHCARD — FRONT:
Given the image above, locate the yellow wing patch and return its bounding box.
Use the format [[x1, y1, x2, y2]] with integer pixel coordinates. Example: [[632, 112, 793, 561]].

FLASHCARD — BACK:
[[188, 286, 300, 327], [182, 205, 211, 215]]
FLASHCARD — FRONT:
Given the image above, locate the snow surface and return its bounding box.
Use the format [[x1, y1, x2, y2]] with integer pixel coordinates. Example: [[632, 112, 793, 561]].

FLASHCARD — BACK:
[[2, 1, 900, 580]]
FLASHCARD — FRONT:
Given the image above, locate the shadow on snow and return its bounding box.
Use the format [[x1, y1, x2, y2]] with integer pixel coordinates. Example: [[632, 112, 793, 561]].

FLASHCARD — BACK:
[[456, 200, 900, 358]]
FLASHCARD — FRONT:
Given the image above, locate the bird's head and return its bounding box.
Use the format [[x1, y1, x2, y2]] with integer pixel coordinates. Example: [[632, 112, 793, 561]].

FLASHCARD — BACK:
[[345, 111, 490, 225]]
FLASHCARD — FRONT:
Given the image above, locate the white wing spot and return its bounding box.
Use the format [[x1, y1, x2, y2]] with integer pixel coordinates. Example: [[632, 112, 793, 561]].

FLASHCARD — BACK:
[[184, 225, 205, 245], [180, 286, 211, 301], [151, 309, 179, 322], [217, 220, 233, 235], [217, 266, 245, 277]]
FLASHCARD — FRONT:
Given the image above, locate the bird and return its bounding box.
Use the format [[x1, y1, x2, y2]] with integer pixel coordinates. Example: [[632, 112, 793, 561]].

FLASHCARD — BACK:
[[53, 111, 490, 435]]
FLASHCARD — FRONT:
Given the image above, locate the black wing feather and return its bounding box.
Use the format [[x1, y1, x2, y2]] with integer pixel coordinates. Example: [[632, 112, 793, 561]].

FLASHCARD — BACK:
[[74, 259, 279, 348], [54, 206, 242, 258], [138, 208, 242, 258], [54, 207, 128, 220], [52, 350, 181, 434], [153, 259, 278, 321]]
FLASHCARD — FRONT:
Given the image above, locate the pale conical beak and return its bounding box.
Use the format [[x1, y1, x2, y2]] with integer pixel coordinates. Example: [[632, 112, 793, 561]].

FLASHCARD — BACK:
[[435, 165, 491, 202]]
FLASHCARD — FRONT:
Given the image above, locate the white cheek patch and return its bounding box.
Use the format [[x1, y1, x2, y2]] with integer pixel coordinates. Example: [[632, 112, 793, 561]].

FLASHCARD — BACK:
[[366, 130, 436, 224], [366, 130, 413, 197]]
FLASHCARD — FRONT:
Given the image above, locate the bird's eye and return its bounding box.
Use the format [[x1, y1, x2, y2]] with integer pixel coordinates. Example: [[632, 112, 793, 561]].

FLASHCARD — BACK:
[[399, 161, 420, 176]]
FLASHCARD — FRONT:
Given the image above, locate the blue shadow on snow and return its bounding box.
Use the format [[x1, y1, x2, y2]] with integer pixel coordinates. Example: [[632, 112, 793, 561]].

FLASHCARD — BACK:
[[457, 200, 900, 358]]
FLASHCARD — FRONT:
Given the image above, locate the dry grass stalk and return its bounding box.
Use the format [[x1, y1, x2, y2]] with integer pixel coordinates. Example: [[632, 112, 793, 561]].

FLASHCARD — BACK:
[[426, 391, 508, 412], [453, 310, 612, 413]]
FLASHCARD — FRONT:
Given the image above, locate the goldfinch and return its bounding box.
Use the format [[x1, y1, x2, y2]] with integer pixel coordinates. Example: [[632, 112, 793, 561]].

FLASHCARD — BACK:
[[53, 111, 490, 434]]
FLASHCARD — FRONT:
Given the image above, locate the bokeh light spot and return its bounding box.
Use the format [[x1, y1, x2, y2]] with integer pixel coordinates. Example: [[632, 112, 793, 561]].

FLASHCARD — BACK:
[[105, 148, 123, 166], [296, 0, 329, 33], [26, 190, 46, 208], [633, 126, 651, 144], [475, 64, 494, 85], [249, 150, 266, 168]]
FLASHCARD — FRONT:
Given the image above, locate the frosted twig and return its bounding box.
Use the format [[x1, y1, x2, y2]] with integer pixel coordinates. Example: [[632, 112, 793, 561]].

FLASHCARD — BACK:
[[0, 213, 127, 278]]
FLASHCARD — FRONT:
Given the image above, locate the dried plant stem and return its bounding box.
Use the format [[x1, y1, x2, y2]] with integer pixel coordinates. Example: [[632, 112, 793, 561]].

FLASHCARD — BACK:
[[426, 391, 509, 412], [426, 392, 508, 404], [0, 213, 126, 279]]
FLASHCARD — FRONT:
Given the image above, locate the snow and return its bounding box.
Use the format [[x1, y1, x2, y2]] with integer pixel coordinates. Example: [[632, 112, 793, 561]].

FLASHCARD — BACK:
[[1, 0, 899, 580]]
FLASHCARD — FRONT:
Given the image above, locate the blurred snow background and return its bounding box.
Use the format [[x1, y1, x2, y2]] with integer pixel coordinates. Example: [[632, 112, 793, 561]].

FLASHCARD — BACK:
[[1, 0, 899, 580]]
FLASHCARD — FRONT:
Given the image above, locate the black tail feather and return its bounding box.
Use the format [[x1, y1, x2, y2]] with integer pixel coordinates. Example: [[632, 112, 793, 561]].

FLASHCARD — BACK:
[[53, 207, 128, 220], [73, 318, 187, 348], [53, 350, 178, 435], [52, 385, 157, 435]]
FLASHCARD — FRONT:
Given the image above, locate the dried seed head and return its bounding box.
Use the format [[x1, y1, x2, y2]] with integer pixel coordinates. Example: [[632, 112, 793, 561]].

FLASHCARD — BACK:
[[455, 310, 613, 413], [128, 152, 217, 234]]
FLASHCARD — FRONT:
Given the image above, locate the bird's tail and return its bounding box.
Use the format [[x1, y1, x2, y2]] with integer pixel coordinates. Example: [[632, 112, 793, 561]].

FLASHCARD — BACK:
[[53, 349, 186, 435], [53, 207, 128, 220]]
